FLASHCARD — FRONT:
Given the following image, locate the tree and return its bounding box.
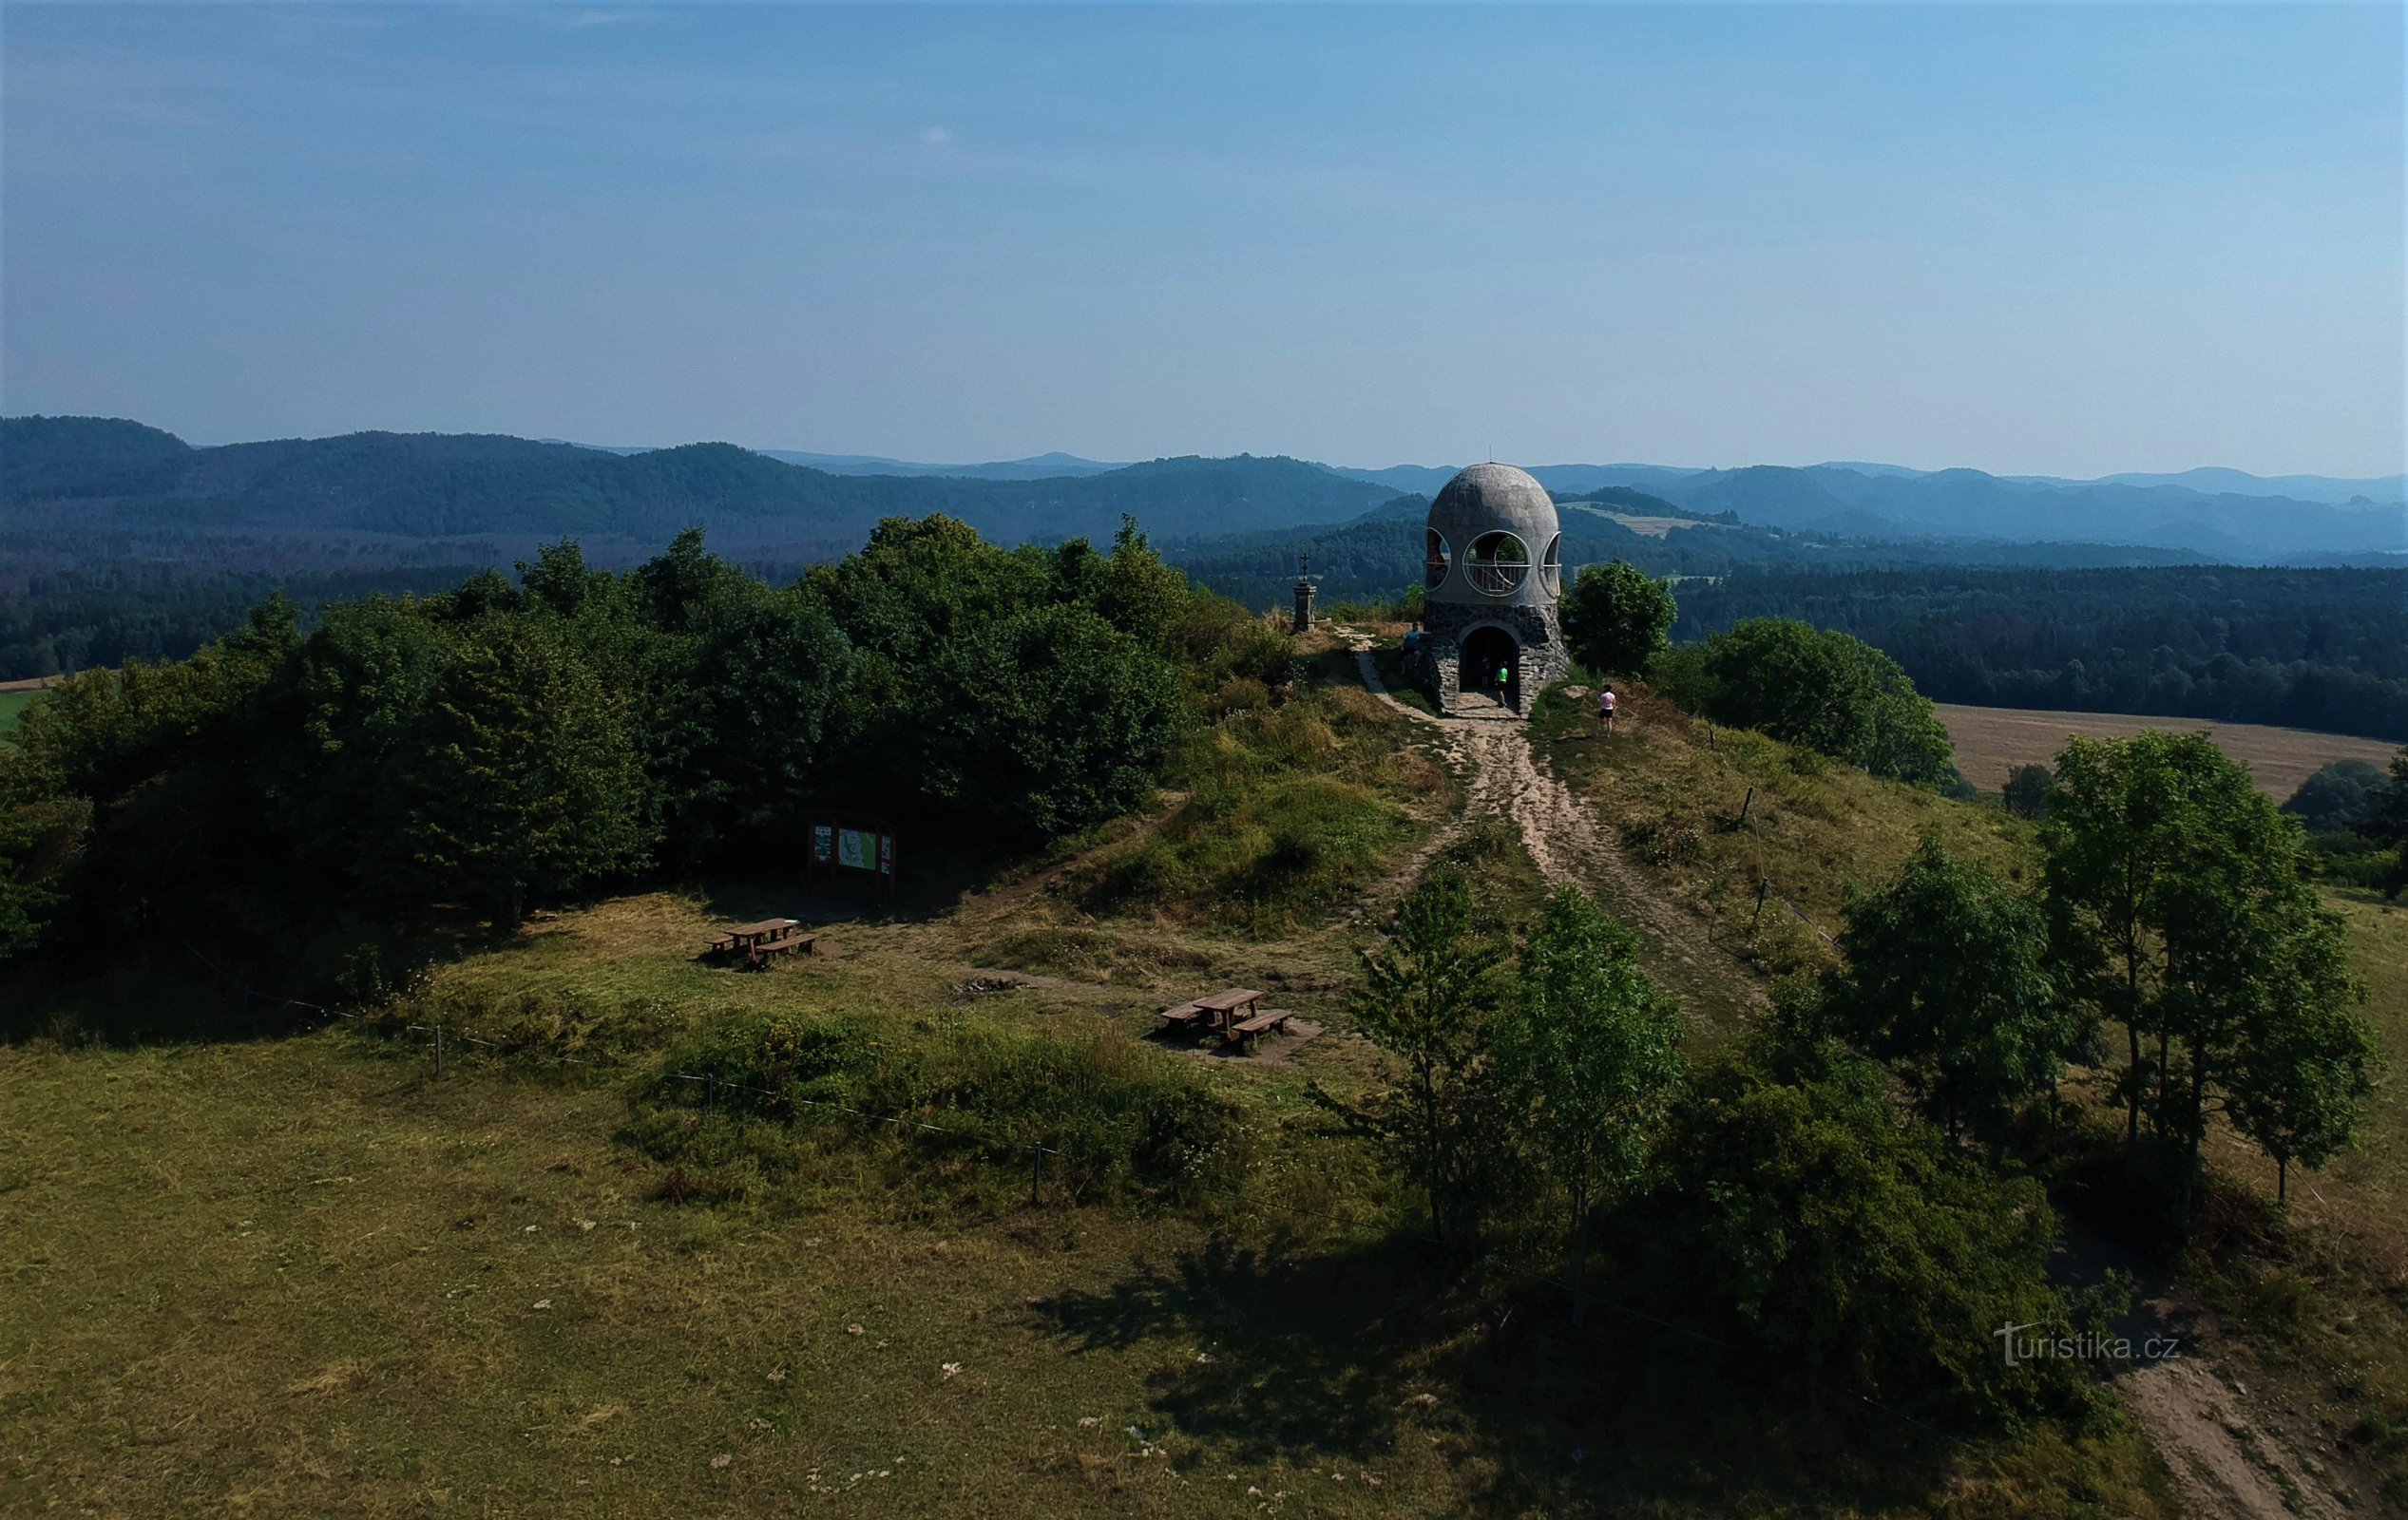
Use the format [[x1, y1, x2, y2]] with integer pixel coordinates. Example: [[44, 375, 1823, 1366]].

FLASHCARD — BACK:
[[397, 617, 652, 928], [2002, 763, 2053, 820], [1094, 517, 1194, 654], [1825, 838, 2092, 1144], [2157, 819, 2368, 1221], [1316, 875, 1513, 1255], [693, 591, 853, 833], [255, 597, 459, 896], [2372, 748, 2408, 898], [2041, 732, 2203, 1147], [1654, 1056, 2084, 1422], [1563, 560, 1676, 675], [0, 749, 86, 963], [2281, 759, 2388, 834], [1499, 886, 1683, 1323], [2045, 730, 2377, 1223], [1653, 618, 1956, 788], [916, 603, 1184, 838], [2226, 922, 2380, 1205]]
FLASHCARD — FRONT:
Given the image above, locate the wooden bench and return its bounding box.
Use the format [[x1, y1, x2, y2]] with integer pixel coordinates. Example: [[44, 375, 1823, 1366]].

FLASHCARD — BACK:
[[1232, 1008, 1292, 1038], [1155, 1001, 1208, 1029]]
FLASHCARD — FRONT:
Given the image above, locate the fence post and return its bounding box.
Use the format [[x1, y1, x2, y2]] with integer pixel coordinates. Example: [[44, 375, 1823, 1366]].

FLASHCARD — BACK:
[[1736, 786, 1753, 828], [434, 1024, 445, 1077], [1028, 1144, 1044, 1206], [706, 1072, 717, 1114], [1750, 879, 1770, 934]]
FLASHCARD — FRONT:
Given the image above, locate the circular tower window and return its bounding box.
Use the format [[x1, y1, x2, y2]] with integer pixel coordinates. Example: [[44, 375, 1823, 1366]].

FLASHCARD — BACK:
[[1424, 529, 1450, 591], [1539, 534, 1562, 597], [1465, 531, 1529, 597]]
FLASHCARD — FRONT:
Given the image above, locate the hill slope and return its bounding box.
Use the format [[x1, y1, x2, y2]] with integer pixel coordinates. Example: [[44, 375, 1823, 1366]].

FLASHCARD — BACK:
[[0, 418, 1392, 553]]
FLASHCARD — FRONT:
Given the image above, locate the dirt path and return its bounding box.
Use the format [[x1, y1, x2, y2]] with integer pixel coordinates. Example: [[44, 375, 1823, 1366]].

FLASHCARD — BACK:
[[1347, 628, 2367, 1510], [2115, 1354, 2351, 1520], [1342, 633, 1764, 1025]]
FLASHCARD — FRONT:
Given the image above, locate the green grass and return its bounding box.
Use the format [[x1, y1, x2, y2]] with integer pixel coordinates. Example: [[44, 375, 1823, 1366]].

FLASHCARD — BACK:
[[1531, 676, 2035, 979], [1067, 683, 1449, 935], [0, 661, 2221, 1517], [0, 998, 2171, 1517], [2173, 892, 2408, 1503], [0, 688, 34, 740]]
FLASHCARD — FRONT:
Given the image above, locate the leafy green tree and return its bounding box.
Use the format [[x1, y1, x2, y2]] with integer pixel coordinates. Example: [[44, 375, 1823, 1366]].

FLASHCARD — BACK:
[[1825, 839, 2092, 1144], [397, 617, 653, 928], [2002, 763, 2053, 820], [1654, 1055, 2085, 1422], [693, 591, 853, 834], [1316, 874, 1513, 1255], [2226, 932, 2380, 1205], [255, 597, 459, 896], [2046, 730, 2377, 1222], [1094, 517, 1194, 653], [2372, 748, 2408, 898], [0, 749, 86, 962], [1562, 560, 1676, 674], [1865, 681, 1961, 791], [805, 514, 1054, 670], [2041, 732, 2202, 1147], [916, 603, 1183, 837], [1500, 886, 1683, 1323], [2281, 759, 2388, 834], [1655, 618, 1956, 787], [2156, 806, 2368, 1221]]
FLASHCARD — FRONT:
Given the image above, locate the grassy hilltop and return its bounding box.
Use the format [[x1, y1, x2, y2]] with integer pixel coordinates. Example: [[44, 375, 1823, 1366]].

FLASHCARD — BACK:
[[7, 540, 2408, 1516]]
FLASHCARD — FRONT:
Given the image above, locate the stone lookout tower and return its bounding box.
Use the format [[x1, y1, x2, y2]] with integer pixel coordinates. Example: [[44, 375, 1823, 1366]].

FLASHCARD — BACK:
[[1410, 463, 1569, 716]]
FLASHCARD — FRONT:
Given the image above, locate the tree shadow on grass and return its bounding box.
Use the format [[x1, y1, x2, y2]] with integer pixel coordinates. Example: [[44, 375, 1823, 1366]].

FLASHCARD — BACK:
[[1032, 1232, 1967, 1515]]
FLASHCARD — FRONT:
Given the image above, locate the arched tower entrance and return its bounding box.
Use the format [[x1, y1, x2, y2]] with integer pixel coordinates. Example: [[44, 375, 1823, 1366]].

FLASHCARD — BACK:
[[1405, 463, 1570, 717], [1460, 624, 1521, 711]]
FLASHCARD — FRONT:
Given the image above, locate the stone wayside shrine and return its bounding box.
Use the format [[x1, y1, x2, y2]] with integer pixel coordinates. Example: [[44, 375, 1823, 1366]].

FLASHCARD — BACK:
[[1408, 462, 1569, 716]]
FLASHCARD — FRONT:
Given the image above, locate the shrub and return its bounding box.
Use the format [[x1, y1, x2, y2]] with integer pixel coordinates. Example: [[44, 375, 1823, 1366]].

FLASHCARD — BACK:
[[1644, 1054, 2097, 1425], [631, 1010, 1247, 1206]]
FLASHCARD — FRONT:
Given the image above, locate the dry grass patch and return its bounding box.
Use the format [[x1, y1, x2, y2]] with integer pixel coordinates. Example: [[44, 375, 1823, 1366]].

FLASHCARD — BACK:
[[1533, 680, 2034, 978], [1936, 702, 2398, 802]]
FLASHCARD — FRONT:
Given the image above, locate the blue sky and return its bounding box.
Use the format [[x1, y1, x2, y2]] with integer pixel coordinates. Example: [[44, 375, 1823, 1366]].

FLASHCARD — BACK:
[[4, 3, 2401, 476]]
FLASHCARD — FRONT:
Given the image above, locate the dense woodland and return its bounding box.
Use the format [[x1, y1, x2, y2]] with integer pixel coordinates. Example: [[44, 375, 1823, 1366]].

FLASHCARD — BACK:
[[0, 516, 1289, 977], [1674, 566, 2408, 741]]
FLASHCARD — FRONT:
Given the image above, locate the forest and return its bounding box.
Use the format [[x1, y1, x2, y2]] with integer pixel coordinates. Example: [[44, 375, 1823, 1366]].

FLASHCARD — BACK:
[[0, 516, 1290, 981], [1672, 566, 2408, 742]]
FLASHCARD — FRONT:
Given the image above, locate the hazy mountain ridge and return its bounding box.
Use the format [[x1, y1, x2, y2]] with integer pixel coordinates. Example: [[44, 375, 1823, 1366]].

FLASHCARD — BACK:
[[1, 419, 1389, 551], [5, 417, 2397, 563]]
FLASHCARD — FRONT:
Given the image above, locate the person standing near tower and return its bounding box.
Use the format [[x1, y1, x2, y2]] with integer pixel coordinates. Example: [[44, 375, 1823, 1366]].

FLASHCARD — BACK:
[[1597, 684, 1617, 735]]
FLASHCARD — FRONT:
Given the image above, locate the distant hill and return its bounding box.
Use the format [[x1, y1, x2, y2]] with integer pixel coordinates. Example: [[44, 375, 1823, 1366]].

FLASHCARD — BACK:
[[8, 417, 2395, 566], [1628, 464, 2404, 559], [0, 419, 1388, 556]]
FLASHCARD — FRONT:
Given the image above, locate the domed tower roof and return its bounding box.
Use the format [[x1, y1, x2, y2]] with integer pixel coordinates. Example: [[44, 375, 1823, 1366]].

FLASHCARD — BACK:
[[1424, 463, 1562, 606]]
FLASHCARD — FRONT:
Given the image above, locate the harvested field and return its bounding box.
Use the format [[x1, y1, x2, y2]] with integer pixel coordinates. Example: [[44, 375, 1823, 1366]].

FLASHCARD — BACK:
[[1935, 702, 2399, 800]]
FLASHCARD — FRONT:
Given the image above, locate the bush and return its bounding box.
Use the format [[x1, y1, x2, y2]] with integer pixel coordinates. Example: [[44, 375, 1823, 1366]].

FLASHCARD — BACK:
[[1655, 618, 1956, 788], [1563, 560, 1676, 675], [630, 1010, 1248, 1206], [1643, 1054, 2099, 1425]]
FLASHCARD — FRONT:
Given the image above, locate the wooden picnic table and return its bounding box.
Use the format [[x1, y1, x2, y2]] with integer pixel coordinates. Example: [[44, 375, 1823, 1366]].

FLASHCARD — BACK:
[[1157, 988, 1270, 1041], [708, 919, 814, 965]]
